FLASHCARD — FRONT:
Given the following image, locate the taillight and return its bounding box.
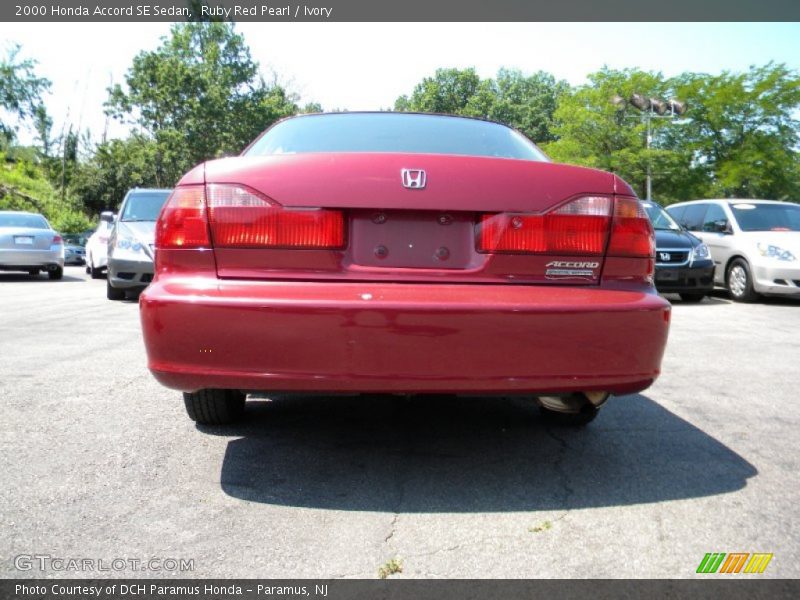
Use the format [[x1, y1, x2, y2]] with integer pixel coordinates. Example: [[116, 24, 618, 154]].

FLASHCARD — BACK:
[[52, 235, 63, 244], [207, 184, 345, 249], [607, 196, 656, 258], [478, 196, 612, 255], [156, 186, 210, 249]]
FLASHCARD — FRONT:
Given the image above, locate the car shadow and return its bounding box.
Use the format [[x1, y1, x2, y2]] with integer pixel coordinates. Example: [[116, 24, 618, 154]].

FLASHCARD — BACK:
[[207, 393, 757, 512], [0, 273, 85, 283]]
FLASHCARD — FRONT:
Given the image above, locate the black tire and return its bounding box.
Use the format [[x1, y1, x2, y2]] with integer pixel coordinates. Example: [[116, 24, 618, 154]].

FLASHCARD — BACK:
[[679, 293, 706, 303], [183, 389, 246, 425], [90, 260, 104, 279], [106, 279, 125, 300], [48, 266, 63, 280], [85, 265, 91, 274], [726, 258, 759, 303]]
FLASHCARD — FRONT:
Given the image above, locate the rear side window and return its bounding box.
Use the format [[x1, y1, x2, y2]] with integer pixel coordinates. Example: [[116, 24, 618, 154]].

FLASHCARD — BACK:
[[245, 113, 549, 161], [0, 213, 49, 229], [120, 191, 171, 222], [680, 204, 708, 231], [729, 202, 800, 232]]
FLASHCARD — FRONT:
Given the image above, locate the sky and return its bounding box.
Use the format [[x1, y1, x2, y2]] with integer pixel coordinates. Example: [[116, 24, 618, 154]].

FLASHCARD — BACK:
[[1, 22, 799, 146]]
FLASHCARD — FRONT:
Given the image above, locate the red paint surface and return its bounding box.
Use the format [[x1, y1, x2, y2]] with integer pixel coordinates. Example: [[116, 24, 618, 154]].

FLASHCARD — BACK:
[[142, 149, 669, 396]]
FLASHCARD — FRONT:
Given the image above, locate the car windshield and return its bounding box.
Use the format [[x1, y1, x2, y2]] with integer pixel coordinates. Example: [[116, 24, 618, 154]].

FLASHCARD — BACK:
[[245, 113, 549, 161], [120, 191, 171, 222], [0, 213, 49, 229], [729, 202, 800, 232], [642, 202, 681, 231]]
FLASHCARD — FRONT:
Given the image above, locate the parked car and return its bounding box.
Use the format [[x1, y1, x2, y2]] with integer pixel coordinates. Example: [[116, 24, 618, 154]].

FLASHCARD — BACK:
[[62, 242, 86, 266], [85, 212, 115, 279], [666, 199, 800, 302], [140, 112, 671, 426], [641, 200, 714, 302], [0, 210, 64, 279], [107, 189, 171, 300]]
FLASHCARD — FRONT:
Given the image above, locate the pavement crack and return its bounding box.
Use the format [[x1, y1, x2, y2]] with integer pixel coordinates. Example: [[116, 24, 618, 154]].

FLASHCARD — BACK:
[[543, 425, 575, 507]]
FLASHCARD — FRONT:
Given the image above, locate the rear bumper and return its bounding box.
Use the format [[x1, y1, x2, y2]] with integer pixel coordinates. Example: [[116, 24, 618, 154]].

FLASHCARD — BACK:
[[140, 278, 671, 395], [0, 248, 63, 269]]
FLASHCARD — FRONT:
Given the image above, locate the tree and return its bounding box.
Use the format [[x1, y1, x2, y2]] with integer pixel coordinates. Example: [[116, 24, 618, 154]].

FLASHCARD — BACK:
[[394, 67, 567, 143], [70, 135, 161, 214], [395, 67, 482, 114], [670, 63, 800, 201], [546, 64, 800, 203], [464, 69, 569, 143], [0, 44, 51, 147], [106, 22, 298, 185]]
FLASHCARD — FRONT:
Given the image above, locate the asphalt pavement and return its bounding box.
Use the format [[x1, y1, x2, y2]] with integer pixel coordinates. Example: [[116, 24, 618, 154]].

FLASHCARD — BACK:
[[1, 267, 798, 578]]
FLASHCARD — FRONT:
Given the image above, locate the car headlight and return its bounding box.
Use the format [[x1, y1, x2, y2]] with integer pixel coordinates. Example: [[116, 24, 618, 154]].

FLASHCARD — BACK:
[[757, 243, 796, 262], [691, 243, 711, 261]]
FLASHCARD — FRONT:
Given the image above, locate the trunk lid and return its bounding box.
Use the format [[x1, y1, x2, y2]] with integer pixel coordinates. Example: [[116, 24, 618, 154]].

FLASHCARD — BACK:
[[202, 153, 619, 285]]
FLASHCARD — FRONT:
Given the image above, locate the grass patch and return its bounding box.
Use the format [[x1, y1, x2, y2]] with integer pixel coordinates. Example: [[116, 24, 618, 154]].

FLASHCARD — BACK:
[[529, 520, 553, 533], [378, 558, 403, 579]]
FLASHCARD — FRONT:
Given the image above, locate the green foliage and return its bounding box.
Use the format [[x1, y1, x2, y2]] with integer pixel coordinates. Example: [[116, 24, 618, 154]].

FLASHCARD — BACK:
[[0, 44, 51, 146], [395, 67, 568, 143], [0, 153, 92, 233], [70, 135, 161, 213], [105, 22, 298, 185], [545, 65, 800, 203]]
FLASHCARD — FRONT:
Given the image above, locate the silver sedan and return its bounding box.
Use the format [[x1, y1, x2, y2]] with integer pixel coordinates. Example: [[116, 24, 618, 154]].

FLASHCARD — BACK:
[[0, 211, 65, 279]]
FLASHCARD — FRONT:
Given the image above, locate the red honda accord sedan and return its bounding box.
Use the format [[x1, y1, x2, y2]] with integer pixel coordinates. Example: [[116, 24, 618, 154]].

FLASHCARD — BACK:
[[140, 112, 670, 426]]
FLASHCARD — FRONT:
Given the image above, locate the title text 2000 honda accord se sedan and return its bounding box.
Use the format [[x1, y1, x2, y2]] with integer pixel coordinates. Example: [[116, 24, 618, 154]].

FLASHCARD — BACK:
[[140, 113, 671, 426]]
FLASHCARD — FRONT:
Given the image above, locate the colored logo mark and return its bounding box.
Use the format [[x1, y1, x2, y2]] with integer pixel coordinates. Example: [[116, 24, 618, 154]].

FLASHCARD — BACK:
[[696, 553, 773, 574]]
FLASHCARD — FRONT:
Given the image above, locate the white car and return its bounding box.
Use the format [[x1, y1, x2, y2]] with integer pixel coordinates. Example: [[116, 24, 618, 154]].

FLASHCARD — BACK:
[[666, 199, 800, 302], [84, 212, 116, 279]]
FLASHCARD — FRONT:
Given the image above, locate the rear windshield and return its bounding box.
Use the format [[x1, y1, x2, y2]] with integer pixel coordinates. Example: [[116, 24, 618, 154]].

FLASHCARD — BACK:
[[642, 202, 681, 231], [0, 213, 49, 229], [729, 202, 800, 232], [245, 113, 549, 161], [120, 191, 171, 222]]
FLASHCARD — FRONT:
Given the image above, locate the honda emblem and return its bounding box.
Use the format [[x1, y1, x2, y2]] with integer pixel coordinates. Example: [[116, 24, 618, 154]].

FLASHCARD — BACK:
[[401, 169, 426, 189], [659, 252, 671, 261]]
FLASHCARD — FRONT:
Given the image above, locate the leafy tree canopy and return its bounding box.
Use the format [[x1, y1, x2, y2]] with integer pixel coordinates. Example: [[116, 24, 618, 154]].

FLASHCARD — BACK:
[[106, 22, 298, 185]]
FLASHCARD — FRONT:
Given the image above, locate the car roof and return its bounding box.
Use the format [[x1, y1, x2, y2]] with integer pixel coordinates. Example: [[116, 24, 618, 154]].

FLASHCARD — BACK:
[[0, 210, 44, 215]]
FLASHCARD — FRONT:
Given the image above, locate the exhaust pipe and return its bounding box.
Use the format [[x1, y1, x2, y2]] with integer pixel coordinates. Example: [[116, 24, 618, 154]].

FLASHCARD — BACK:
[[537, 391, 610, 414]]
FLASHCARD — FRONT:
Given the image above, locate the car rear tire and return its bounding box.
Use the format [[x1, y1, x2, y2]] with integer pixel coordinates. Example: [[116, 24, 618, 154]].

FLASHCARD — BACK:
[[183, 389, 246, 425], [726, 258, 758, 303], [48, 266, 63, 280], [679, 293, 706, 303], [107, 279, 125, 300]]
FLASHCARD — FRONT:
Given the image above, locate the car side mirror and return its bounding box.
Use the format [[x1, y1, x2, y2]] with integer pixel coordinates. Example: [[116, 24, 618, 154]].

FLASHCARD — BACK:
[[715, 220, 732, 234], [100, 211, 115, 224]]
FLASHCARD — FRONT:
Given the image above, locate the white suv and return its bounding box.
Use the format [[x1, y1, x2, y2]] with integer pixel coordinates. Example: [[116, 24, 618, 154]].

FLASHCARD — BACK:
[[666, 199, 800, 302]]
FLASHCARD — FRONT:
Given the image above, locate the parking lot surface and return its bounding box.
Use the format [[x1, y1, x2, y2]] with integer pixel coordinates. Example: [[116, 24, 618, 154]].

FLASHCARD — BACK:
[[1, 267, 798, 578]]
